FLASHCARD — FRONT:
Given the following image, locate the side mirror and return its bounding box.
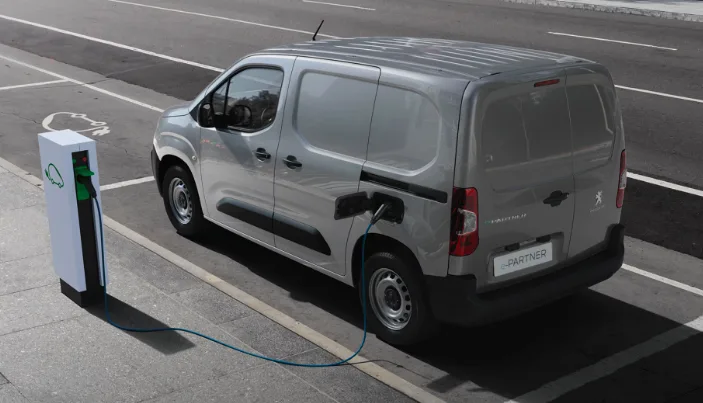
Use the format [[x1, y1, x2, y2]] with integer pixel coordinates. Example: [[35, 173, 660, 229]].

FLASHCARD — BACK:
[[229, 105, 252, 128], [198, 103, 214, 127]]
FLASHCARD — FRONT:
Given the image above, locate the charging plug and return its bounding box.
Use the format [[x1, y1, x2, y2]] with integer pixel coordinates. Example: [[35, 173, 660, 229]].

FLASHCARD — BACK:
[[370, 203, 391, 226], [76, 173, 97, 199]]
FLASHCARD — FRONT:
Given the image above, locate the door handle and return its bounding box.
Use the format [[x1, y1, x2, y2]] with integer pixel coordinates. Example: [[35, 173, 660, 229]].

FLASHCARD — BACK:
[[283, 155, 302, 169], [543, 190, 569, 207], [255, 148, 271, 161]]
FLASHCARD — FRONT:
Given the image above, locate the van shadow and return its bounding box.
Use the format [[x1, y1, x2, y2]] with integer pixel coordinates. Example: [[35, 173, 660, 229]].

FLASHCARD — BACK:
[[86, 294, 196, 355], [192, 225, 699, 400]]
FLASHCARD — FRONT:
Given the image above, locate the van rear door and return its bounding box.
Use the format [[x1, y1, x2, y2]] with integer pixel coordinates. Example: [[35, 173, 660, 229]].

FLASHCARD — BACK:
[[461, 68, 575, 286], [565, 65, 624, 258]]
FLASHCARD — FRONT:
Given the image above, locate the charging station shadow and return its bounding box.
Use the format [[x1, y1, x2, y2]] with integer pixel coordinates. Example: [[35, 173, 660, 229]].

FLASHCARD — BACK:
[[86, 294, 196, 355], [189, 226, 702, 400]]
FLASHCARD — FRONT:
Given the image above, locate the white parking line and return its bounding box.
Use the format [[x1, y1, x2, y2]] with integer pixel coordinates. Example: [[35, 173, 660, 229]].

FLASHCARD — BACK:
[[0, 13, 224, 73], [505, 315, 703, 403], [109, 0, 340, 38], [101, 176, 155, 191], [0, 54, 165, 113], [615, 85, 703, 104], [622, 264, 703, 298], [547, 32, 677, 51], [302, 0, 376, 11], [628, 172, 703, 198], [0, 79, 67, 91]]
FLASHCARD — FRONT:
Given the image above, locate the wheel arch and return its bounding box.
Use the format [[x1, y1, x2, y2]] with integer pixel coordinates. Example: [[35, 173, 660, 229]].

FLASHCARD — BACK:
[[351, 233, 423, 289]]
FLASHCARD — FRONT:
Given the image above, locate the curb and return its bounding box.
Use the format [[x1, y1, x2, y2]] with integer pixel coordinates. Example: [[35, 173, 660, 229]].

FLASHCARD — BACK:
[[502, 0, 703, 23]]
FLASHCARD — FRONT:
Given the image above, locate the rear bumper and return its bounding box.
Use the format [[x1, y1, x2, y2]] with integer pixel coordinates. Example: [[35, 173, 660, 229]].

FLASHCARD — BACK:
[[426, 224, 625, 327], [151, 146, 163, 196]]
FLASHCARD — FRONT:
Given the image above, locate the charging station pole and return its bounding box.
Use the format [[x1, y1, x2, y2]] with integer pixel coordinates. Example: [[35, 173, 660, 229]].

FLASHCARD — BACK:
[[38, 129, 107, 307]]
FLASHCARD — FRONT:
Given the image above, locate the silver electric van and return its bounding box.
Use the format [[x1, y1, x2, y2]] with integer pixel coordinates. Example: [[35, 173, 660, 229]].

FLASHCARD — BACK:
[[151, 37, 626, 346]]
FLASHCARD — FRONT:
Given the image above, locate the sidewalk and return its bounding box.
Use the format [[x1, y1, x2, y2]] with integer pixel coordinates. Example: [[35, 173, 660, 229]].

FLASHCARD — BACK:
[[503, 0, 703, 22], [0, 162, 417, 402]]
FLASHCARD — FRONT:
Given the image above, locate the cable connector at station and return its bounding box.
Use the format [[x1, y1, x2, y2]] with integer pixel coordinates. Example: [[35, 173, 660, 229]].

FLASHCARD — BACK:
[[76, 171, 97, 199]]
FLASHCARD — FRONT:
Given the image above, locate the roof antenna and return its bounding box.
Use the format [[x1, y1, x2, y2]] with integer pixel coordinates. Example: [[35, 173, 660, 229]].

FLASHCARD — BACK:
[[312, 20, 324, 41]]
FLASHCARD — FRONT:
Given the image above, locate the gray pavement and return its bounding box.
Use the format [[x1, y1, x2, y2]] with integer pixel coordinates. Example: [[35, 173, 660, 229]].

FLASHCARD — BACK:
[[0, 168, 414, 403], [503, 0, 703, 22]]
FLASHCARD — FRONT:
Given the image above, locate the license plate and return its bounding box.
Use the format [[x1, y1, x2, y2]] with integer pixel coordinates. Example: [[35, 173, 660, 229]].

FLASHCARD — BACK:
[[494, 242, 553, 277]]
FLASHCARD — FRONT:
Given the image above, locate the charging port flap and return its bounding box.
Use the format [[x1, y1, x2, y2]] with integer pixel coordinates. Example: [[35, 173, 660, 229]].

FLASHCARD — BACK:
[[334, 192, 370, 220]]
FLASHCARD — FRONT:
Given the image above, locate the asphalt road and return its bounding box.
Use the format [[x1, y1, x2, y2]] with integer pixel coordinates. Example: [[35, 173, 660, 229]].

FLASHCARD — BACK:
[[0, 0, 702, 402], [0, 0, 701, 257]]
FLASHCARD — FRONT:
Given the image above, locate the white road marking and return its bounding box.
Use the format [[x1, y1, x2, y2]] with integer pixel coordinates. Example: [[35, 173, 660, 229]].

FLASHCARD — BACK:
[[628, 172, 703, 198], [615, 85, 703, 104], [0, 79, 67, 91], [0, 154, 447, 403], [0, 13, 223, 73], [109, 0, 340, 38], [43, 112, 111, 137], [622, 264, 703, 298], [302, 0, 376, 11], [101, 176, 155, 191], [0, 54, 165, 113], [1, 7, 701, 109], [547, 32, 677, 51], [505, 315, 703, 403]]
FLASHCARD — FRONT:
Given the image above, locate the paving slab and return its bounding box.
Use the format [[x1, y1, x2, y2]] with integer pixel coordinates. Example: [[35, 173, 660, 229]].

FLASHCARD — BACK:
[[0, 172, 44, 210], [0, 204, 50, 263], [0, 384, 29, 403], [503, 0, 703, 22], [0, 253, 55, 296], [220, 314, 318, 360], [145, 364, 336, 403], [172, 284, 256, 325]]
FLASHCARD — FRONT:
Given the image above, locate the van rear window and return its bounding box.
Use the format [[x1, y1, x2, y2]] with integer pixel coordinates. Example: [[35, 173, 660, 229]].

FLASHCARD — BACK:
[[567, 84, 616, 156], [481, 86, 572, 170]]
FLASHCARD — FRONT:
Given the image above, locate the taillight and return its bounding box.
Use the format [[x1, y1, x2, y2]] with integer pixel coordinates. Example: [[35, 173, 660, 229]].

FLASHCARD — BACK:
[[616, 150, 626, 208], [450, 187, 478, 256]]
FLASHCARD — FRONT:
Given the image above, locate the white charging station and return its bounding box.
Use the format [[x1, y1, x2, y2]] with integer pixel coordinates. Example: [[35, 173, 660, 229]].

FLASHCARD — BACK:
[[38, 129, 107, 307]]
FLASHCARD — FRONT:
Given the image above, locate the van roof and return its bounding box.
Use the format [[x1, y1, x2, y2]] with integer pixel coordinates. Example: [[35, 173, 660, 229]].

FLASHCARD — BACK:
[[257, 37, 586, 80]]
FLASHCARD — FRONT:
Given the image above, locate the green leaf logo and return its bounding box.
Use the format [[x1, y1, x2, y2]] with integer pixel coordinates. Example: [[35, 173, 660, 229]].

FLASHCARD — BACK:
[[45, 163, 64, 189]]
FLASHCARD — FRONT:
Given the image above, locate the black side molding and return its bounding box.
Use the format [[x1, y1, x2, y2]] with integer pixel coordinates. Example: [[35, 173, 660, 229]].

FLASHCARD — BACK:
[[360, 171, 448, 204], [273, 213, 332, 256], [215, 197, 331, 256], [216, 198, 273, 233]]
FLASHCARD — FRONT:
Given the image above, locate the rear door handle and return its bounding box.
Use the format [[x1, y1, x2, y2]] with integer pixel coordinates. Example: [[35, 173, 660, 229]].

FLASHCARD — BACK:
[[543, 190, 569, 207], [283, 155, 302, 169], [255, 148, 271, 161]]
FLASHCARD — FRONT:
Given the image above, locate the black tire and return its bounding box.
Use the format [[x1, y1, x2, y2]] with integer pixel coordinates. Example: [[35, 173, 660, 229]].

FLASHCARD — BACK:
[[360, 251, 438, 346], [161, 164, 208, 238]]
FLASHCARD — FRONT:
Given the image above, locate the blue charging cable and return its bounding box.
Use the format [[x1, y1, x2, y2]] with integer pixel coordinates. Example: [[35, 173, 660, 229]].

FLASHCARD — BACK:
[[92, 197, 384, 367]]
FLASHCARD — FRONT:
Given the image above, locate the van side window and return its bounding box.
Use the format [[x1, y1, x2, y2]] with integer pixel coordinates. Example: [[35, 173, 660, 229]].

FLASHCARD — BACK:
[[211, 68, 284, 131], [367, 86, 441, 171], [566, 84, 616, 154], [482, 86, 572, 169], [293, 72, 377, 159]]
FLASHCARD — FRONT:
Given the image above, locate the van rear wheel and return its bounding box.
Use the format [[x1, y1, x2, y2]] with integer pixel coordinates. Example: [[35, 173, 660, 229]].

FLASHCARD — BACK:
[[360, 252, 437, 346]]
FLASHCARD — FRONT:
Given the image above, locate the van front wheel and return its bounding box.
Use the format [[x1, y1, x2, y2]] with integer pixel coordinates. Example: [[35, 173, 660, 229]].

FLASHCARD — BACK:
[[162, 164, 207, 238], [361, 252, 437, 346]]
